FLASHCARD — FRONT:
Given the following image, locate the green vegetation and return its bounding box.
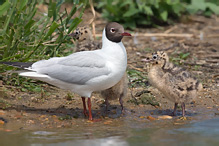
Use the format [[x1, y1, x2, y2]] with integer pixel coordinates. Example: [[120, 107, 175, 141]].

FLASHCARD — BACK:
[[58, 115, 73, 120], [0, 0, 86, 65], [127, 69, 147, 88], [128, 92, 160, 106], [0, 0, 87, 92], [0, 99, 12, 109], [96, 0, 219, 29], [3, 73, 44, 92], [170, 52, 190, 65]]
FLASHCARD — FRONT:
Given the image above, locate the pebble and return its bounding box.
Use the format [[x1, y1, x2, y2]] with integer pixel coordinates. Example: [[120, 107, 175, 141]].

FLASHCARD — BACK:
[[0, 111, 5, 116], [26, 120, 35, 124], [0, 120, 5, 125], [104, 120, 113, 124], [158, 115, 173, 120]]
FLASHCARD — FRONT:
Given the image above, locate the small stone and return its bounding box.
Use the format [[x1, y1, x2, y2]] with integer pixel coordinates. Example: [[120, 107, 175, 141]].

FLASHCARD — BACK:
[[104, 120, 113, 124], [0, 110, 5, 115], [26, 120, 35, 124], [40, 115, 46, 118], [52, 115, 57, 118], [158, 115, 173, 120], [4, 129, 12, 132], [0, 120, 5, 125], [147, 116, 156, 121], [15, 115, 22, 119]]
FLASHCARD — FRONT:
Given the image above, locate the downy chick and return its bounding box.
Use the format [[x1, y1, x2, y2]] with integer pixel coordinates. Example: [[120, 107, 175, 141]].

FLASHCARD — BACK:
[[69, 26, 101, 51], [70, 26, 128, 111], [100, 73, 128, 112], [143, 51, 202, 117]]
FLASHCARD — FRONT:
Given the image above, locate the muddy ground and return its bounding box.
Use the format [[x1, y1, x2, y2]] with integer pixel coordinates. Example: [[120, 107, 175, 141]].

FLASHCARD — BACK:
[[0, 13, 218, 131]]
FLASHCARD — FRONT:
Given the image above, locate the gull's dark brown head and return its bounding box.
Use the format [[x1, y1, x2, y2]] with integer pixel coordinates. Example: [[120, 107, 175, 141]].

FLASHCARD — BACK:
[[105, 22, 131, 43]]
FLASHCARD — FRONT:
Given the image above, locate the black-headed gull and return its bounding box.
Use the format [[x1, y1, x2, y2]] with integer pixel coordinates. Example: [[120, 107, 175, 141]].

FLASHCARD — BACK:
[[69, 26, 128, 113], [1, 22, 131, 121]]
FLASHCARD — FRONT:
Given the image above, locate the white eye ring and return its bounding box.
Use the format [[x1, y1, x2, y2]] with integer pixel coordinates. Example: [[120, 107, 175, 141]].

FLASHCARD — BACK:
[[110, 28, 115, 33]]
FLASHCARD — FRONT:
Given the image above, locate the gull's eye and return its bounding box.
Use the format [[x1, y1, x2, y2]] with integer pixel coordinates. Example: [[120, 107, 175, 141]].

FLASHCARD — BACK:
[[153, 55, 157, 59], [110, 28, 115, 33]]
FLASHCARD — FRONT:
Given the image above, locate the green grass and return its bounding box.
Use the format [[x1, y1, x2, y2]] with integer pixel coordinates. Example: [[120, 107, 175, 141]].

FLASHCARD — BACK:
[[127, 69, 147, 88], [0, 0, 87, 92], [128, 92, 160, 107], [0, 0, 87, 65]]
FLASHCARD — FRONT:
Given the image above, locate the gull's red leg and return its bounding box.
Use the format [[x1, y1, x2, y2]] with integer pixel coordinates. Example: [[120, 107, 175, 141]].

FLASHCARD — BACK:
[[81, 97, 88, 117], [87, 98, 93, 121]]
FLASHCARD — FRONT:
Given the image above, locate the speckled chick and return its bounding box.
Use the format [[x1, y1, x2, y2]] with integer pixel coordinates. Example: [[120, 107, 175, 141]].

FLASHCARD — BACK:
[[144, 51, 203, 117], [70, 26, 128, 111], [69, 26, 101, 51]]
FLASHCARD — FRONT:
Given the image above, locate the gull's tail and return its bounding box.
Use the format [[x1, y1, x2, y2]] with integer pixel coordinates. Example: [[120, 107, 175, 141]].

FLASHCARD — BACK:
[[0, 62, 33, 69]]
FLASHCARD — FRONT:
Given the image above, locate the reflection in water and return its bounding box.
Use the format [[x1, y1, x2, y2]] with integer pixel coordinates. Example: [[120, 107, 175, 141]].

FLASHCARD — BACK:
[[51, 136, 128, 146], [0, 118, 219, 145]]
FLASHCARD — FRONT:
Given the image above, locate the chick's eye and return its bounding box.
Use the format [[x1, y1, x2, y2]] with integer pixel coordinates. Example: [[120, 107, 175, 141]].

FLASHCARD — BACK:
[[153, 55, 157, 59], [110, 28, 115, 33]]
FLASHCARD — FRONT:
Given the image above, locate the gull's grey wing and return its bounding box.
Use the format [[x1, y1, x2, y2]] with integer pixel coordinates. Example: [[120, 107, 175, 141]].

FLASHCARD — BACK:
[[31, 51, 111, 85]]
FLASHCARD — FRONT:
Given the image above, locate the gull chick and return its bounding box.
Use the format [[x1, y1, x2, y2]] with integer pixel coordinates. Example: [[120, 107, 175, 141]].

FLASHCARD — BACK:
[[101, 73, 128, 112], [143, 51, 202, 117], [1, 22, 131, 121]]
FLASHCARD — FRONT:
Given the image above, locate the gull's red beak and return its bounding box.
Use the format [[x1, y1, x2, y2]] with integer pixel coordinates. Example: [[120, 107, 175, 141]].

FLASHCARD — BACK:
[[121, 32, 132, 36]]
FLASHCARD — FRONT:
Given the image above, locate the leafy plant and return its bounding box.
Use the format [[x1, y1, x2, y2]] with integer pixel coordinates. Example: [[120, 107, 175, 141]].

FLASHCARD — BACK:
[[3, 73, 45, 92], [96, 0, 185, 29], [127, 69, 147, 88], [186, 0, 219, 16], [0, 0, 86, 66], [128, 92, 160, 106], [0, 0, 87, 92], [170, 52, 190, 65], [96, 0, 219, 29]]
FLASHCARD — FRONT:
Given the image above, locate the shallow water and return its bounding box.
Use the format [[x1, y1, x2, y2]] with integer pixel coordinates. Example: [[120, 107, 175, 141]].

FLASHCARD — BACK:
[[1, 118, 219, 146]]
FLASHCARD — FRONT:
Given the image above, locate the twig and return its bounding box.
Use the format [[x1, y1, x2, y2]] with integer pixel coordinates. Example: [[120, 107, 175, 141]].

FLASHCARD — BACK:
[[88, 0, 96, 39], [206, 34, 219, 38], [0, 45, 7, 49], [95, 33, 194, 38], [128, 64, 145, 72], [42, 40, 56, 45], [184, 62, 219, 69], [164, 25, 177, 34], [209, 26, 219, 30], [163, 42, 179, 51]]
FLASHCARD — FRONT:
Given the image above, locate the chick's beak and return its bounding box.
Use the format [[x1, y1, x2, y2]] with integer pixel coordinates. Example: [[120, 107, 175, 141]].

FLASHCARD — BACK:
[[141, 58, 151, 62]]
